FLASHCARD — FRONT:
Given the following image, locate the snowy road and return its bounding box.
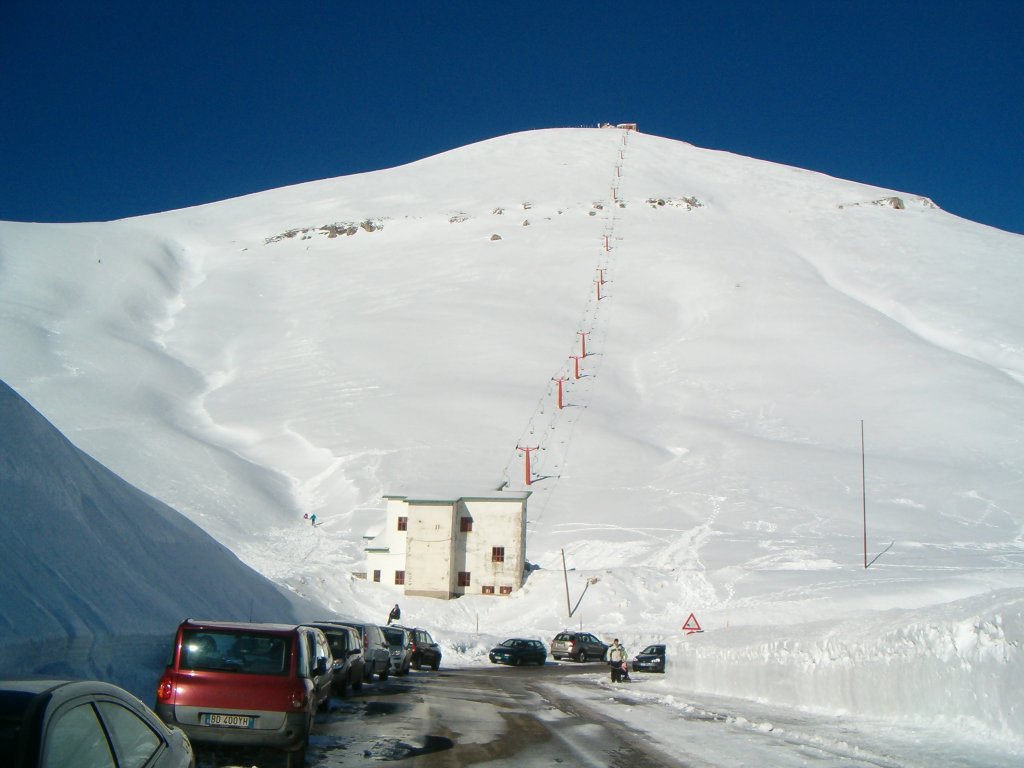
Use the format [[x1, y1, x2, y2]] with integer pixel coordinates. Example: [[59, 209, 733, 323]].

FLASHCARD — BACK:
[[192, 662, 1020, 767]]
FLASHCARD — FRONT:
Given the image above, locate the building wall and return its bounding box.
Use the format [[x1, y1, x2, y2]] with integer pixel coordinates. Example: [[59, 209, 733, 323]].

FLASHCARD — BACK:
[[457, 498, 526, 595], [405, 502, 456, 598], [366, 493, 528, 599]]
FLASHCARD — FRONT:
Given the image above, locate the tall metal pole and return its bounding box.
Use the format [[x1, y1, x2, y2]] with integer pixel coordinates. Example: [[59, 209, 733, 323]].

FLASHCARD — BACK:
[[518, 445, 539, 486], [552, 376, 566, 409], [561, 549, 572, 618], [861, 420, 867, 569]]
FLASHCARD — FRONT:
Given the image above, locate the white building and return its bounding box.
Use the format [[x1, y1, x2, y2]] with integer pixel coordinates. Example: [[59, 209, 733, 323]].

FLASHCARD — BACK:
[[364, 490, 530, 599]]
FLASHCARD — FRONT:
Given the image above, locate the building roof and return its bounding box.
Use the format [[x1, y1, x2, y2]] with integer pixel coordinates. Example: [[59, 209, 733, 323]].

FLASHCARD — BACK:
[[384, 490, 530, 504]]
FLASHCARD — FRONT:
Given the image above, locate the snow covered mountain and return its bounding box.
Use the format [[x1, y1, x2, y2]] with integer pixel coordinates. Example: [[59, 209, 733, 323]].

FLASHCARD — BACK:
[[1, 128, 1022, 744]]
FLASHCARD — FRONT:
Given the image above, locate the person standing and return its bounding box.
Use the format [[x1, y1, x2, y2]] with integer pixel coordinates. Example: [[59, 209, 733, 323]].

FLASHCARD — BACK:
[[608, 639, 627, 683], [387, 604, 401, 625]]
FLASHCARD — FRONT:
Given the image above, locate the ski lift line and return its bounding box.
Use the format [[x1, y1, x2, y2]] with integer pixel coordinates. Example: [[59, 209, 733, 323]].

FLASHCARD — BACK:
[[506, 144, 628, 499]]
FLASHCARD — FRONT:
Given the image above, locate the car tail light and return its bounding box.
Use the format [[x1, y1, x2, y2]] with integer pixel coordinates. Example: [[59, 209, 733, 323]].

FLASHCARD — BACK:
[[156, 674, 174, 703], [289, 684, 308, 710]]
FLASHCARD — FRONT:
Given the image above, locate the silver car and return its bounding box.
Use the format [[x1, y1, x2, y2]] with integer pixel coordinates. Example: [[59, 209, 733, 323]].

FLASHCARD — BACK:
[[382, 626, 413, 675], [321, 619, 390, 682]]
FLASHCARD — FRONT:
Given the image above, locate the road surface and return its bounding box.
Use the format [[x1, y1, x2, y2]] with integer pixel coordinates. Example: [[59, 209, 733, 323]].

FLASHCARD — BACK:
[[193, 661, 1020, 768]]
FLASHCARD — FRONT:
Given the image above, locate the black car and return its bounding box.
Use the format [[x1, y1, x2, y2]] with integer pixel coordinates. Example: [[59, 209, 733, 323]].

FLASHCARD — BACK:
[[306, 622, 366, 695], [1, 678, 194, 768], [549, 631, 608, 662], [631, 644, 667, 673], [488, 638, 547, 666], [399, 626, 442, 671]]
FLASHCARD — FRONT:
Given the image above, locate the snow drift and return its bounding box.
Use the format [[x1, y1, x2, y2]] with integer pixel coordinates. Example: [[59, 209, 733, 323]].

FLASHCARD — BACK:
[[0, 379, 314, 695]]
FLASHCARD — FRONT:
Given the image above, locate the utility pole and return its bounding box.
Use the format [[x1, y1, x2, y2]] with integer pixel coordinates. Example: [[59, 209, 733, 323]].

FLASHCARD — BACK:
[[861, 420, 868, 569], [561, 549, 571, 618]]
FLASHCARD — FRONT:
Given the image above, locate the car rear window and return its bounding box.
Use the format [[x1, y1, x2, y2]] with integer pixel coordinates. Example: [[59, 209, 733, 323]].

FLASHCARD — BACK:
[[382, 628, 405, 645], [554, 633, 572, 641], [322, 631, 350, 659], [180, 630, 291, 675]]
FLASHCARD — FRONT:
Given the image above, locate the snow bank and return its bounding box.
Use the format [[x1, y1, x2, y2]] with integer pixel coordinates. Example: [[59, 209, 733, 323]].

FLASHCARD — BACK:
[[666, 591, 1024, 742]]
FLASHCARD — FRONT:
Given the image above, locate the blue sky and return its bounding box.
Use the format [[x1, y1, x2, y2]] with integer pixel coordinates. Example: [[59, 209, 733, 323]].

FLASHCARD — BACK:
[[2, 1, 1022, 234]]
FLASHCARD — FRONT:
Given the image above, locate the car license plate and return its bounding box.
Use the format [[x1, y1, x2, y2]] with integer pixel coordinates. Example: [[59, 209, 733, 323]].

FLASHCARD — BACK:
[[202, 713, 254, 728]]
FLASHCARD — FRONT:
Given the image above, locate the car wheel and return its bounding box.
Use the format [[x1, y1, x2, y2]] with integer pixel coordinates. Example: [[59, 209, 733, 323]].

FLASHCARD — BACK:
[[379, 665, 389, 681], [514, 657, 522, 666], [430, 658, 440, 671], [412, 657, 422, 670], [333, 677, 347, 697], [284, 745, 307, 768], [285, 729, 310, 768], [352, 673, 363, 692], [578, 651, 588, 663]]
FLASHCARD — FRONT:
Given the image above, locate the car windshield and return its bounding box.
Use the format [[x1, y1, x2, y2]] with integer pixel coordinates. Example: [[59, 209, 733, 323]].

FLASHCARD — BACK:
[[643, 645, 663, 654], [500, 640, 520, 648], [181, 630, 290, 675]]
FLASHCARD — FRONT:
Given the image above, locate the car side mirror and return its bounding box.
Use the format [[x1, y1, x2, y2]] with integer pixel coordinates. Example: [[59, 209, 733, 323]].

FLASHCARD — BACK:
[[349, 648, 361, 657]]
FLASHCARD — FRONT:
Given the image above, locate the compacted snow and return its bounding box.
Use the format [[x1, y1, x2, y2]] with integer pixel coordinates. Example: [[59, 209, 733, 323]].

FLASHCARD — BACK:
[[1, 128, 1022, 762]]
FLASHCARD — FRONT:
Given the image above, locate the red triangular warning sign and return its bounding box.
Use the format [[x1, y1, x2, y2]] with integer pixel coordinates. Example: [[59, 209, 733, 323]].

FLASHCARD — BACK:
[[681, 612, 703, 633]]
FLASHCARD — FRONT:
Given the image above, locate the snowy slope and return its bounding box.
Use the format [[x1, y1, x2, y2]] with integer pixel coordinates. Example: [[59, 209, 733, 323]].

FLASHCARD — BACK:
[[0, 379, 315, 694], [1, 128, 1022, 746]]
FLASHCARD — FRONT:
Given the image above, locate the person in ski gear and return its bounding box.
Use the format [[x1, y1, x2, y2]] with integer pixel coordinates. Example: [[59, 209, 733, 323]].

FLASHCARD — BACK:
[[608, 638, 627, 682], [310, 513, 317, 526], [387, 604, 401, 625]]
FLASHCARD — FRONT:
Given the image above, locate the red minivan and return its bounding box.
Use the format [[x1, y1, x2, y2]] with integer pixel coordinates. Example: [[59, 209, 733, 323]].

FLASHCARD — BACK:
[[155, 619, 333, 765]]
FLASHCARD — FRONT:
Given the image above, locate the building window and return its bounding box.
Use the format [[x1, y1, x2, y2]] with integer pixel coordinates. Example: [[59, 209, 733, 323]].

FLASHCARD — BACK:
[[457, 571, 471, 587], [491, 546, 505, 563], [482, 585, 495, 595], [460, 517, 473, 532], [372, 570, 381, 583], [500, 586, 512, 595], [395, 570, 405, 586], [397, 516, 407, 531]]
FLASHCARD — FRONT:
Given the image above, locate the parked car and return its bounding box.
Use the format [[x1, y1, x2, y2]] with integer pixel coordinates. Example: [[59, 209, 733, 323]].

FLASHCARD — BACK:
[[399, 626, 442, 671], [631, 644, 667, 673], [488, 638, 547, 666], [320, 619, 390, 682], [382, 625, 413, 676], [155, 619, 333, 766], [549, 631, 608, 662], [1, 678, 195, 768], [306, 622, 365, 695]]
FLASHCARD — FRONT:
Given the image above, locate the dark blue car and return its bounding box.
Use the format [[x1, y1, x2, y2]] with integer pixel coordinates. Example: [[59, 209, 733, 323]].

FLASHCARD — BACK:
[[631, 644, 667, 673], [489, 638, 548, 666]]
